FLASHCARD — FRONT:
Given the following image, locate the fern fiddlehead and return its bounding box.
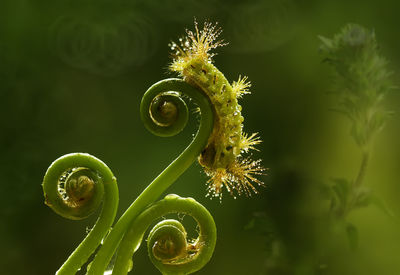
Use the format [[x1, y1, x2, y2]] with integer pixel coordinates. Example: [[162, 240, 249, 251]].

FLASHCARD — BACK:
[[43, 21, 265, 274], [43, 78, 215, 274], [86, 78, 215, 274], [113, 194, 216, 275], [42, 153, 119, 275]]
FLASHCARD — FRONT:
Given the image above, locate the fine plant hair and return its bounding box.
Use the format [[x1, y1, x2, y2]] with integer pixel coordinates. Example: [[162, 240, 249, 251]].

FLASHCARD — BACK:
[[319, 23, 394, 247], [42, 21, 265, 274]]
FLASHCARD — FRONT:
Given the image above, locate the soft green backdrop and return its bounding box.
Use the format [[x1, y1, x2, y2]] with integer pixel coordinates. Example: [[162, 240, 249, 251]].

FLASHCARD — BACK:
[[1, 0, 399, 274]]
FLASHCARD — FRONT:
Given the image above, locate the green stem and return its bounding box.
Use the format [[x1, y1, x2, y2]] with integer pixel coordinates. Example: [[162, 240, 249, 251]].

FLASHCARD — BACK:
[[87, 78, 214, 274], [343, 150, 370, 217], [353, 151, 369, 189]]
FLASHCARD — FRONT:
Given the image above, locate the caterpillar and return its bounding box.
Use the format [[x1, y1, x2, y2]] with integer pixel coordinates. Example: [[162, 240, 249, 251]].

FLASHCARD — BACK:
[[169, 21, 265, 199]]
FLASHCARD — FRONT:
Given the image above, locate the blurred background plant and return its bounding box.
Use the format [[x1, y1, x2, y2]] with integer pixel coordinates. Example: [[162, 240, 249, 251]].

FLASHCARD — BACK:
[[1, 0, 400, 274], [245, 23, 397, 275], [320, 23, 395, 248]]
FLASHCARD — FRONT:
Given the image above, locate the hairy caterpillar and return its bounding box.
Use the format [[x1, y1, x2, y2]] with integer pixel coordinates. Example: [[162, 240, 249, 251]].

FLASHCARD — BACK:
[[169, 21, 265, 198]]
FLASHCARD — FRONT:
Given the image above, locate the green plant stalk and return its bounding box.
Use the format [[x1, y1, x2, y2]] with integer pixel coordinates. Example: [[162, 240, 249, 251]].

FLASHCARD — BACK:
[[344, 150, 370, 217], [354, 151, 369, 189], [112, 194, 217, 274], [87, 78, 214, 274]]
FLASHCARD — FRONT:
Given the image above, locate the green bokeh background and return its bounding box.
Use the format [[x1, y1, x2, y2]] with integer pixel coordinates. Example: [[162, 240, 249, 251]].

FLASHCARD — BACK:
[[1, 0, 399, 274]]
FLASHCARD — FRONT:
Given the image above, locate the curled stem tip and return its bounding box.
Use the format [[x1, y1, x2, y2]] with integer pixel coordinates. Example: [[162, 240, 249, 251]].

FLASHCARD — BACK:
[[112, 194, 217, 275], [42, 153, 119, 275], [86, 78, 215, 274]]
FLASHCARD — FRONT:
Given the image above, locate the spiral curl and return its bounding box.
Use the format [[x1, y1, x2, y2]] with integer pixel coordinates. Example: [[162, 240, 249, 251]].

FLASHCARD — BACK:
[[143, 90, 189, 137], [112, 194, 217, 274], [149, 219, 188, 262], [42, 153, 119, 275], [86, 78, 215, 274], [50, 10, 157, 76], [43, 77, 217, 274]]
